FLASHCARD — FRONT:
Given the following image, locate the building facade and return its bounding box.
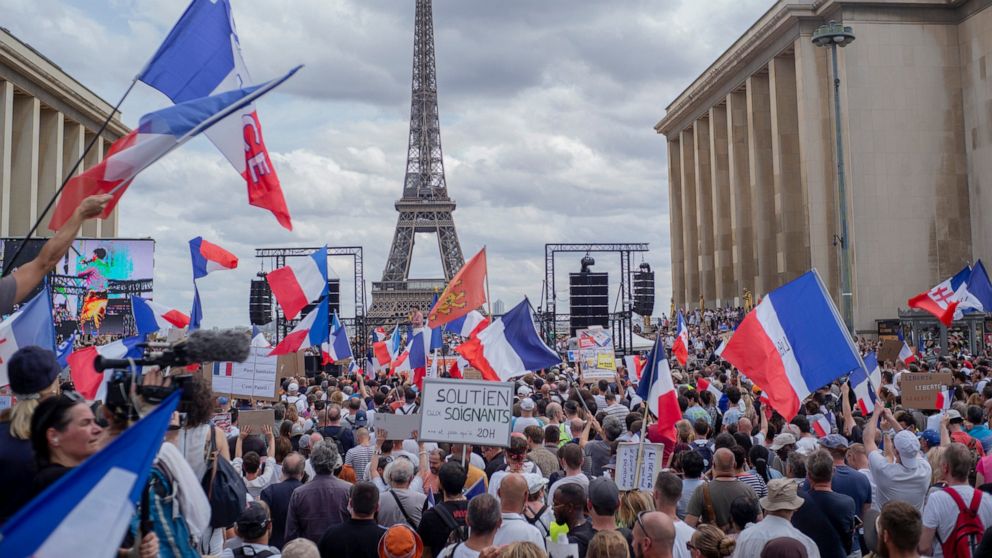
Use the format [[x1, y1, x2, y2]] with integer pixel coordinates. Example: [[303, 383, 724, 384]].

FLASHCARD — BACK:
[[0, 28, 129, 239], [656, 0, 992, 332]]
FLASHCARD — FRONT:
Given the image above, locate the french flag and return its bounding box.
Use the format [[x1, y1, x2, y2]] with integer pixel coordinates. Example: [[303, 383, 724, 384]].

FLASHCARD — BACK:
[[448, 356, 466, 380], [454, 299, 561, 382], [697, 378, 724, 405], [68, 336, 144, 402], [190, 236, 238, 279], [268, 297, 329, 356], [897, 331, 917, 365], [139, 0, 293, 229], [624, 354, 646, 382], [266, 247, 328, 320], [936, 387, 953, 411], [635, 336, 680, 439], [372, 326, 387, 342], [851, 352, 878, 416], [49, 68, 300, 231], [721, 270, 863, 421], [391, 346, 412, 377], [131, 296, 190, 335], [444, 310, 489, 338], [213, 362, 234, 377], [672, 311, 689, 367], [0, 390, 179, 558], [321, 312, 353, 364], [410, 330, 429, 389], [372, 340, 392, 370], [812, 415, 832, 437], [0, 289, 55, 387]]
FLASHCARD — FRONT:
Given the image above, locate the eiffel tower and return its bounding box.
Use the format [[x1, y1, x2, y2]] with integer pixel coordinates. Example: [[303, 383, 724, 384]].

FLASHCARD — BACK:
[[368, 0, 465, 322]]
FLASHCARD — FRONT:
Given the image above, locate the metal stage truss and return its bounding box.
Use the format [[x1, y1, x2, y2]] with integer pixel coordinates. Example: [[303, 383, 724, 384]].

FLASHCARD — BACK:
[[255, 247, 367, 357], [542, 243, 650, 356]]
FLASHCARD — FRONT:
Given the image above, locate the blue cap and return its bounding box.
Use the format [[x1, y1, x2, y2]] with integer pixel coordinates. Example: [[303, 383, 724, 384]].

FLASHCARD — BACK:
[[918, 430, 940, 447]]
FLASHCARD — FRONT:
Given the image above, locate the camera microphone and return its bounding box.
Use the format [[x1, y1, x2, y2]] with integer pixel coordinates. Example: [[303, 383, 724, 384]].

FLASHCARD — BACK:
[[94, 329, 252, 372]]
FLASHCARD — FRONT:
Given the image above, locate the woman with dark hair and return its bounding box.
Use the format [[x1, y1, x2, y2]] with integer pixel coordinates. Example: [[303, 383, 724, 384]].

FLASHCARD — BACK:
[[30, 393, 103, 493], [748, 445, 782, 484]]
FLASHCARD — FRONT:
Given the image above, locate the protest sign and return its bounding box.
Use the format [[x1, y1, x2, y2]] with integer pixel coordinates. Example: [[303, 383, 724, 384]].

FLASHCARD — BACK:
[[238, 409, 275, 432], [577, 326, 616, 381], [419, 377, 513, 447], [900, 372, 953, 409], [374, 412, 421, 440], [209, 346, 280, 401], [877, 339, 904, 364], [210, 412, 232, 434], [615, 441, 664, 491]]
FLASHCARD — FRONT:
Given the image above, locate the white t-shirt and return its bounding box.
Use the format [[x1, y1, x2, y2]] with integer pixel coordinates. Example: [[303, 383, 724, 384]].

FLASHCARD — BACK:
[[512, 416, 543, 434], [868, 450, 932, 511], [489, 463, 538, 497], [438, 543, 480, 558], [547, 473, 590, 505], [493, 513, 546, 548], [922, 484, 992, 558], [673, 519, 696, 558], [796, 436, 819, 456]]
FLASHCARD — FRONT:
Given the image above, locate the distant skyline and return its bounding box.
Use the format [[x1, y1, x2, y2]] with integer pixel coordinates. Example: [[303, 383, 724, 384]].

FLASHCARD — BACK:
[[5, 0, 773, 327]]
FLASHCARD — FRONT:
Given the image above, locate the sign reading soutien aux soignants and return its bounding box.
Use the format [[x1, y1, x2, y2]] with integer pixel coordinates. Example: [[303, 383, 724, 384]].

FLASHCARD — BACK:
[[418, 377, 513, 447]]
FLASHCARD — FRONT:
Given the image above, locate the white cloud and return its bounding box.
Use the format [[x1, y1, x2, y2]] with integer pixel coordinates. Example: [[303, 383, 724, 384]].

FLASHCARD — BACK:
[[3, 0, 773, 328]]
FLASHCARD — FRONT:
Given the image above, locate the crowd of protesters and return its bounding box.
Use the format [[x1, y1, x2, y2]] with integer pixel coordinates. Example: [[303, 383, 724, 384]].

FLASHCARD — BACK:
[[2, 296, 992, 557]]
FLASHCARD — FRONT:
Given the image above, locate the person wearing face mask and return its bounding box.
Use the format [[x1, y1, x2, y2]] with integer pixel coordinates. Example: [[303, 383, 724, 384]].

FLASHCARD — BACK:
[[30, 392, 104, 494]]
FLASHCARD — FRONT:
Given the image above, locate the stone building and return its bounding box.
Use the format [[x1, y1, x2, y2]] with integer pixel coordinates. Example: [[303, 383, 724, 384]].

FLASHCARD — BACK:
[[656, 0, 992, 333], [0, 27, 129, 239]]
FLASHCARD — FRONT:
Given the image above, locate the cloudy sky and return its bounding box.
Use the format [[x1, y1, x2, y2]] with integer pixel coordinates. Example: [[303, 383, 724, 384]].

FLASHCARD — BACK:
[[6, 0, 773, 328]]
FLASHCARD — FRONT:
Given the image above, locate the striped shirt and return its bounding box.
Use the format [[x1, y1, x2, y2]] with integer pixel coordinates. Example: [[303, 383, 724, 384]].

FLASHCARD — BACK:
[[346, 444, 376, 481], [604, 403, 630, 423], [736, 472, 768, 498]]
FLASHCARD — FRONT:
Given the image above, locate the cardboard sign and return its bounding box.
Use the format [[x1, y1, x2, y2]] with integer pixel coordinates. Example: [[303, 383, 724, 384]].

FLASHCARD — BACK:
[[900, 372, 953, 410], [238, 409, 275, 432], [615, 441, 665, 491], [373, 412, 421, 440], [419, 377, 513, 447], [877, 339, 904, 365]]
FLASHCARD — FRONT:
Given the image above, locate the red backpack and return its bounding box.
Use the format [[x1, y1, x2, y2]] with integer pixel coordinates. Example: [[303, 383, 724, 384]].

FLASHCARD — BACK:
[[940, 487, 986, 558]]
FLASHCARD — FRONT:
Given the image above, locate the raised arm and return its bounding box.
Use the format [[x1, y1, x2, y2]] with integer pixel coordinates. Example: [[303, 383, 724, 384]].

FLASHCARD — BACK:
[[863, 399, 883, 455], [263, 425, 275, 459], [841, 381, 855, 437]]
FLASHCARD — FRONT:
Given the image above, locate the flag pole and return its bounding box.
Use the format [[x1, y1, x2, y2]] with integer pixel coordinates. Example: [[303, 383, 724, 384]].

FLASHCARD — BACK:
[[483, 246, 492, 318], [2, 78, 138, 278]]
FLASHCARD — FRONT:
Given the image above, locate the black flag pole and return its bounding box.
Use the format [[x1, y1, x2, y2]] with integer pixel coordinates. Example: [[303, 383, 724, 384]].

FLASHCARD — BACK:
[[1, 78, 138, 278]]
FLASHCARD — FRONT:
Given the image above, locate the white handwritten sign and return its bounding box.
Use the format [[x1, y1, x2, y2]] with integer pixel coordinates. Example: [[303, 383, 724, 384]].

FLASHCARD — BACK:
[[210, 346, 278, 400], [615, 442, 665, 491], [419, 377, 513, 447], [374, 412, 421, 440]]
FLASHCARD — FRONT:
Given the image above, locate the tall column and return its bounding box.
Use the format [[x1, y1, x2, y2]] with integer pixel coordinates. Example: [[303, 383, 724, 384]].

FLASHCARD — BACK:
[[728, 89, 755, 302], [694, 117, 715, 308], [59, 120, 85, 233], [81, 132, 102, 238], [680, 128, 699, 308], [709, 104, 732, 307], [668, 139, 685, 310], [747, 73, 776, 296], [0, 81, 12, 236], [10, 95, 40, 235], [769, 53, 810, 284], [37, 108, 63, 238]]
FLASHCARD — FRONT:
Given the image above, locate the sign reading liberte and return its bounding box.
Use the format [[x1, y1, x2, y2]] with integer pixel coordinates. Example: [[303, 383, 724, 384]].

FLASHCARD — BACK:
[[419, 377, 513, 447]]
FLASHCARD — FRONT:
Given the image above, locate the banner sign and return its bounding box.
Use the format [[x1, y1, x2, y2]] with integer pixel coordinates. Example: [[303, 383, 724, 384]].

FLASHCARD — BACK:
[[577, 326, 616, 380], [374, 413, 421, 440], [901, 372, 953, 410], [615, 441, 665, 491], [209, 346, 279, 400], [419, 377, 513, 447]]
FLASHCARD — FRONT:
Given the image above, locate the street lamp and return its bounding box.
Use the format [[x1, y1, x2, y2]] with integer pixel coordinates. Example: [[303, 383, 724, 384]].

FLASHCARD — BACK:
[[812, 20, 856, 334]]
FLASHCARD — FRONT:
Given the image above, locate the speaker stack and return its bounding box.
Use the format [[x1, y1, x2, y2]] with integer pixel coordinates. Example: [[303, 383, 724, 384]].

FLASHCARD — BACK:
[[569, 272, 609, 336], [301, 279, 341, 318], [632, 263, 655, 316], [249, 275, 273, 325]]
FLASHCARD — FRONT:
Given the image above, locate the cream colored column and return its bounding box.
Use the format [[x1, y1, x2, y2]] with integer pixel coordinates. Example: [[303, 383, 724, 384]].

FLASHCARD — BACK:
[[694, 117, 715, 308], [0, 81, 12, 236], [727, 89, 755, 302], [747, 73, 776, 296], [709, 104, 732, 307], [81, 132, 102, 238], [769, 53, 810, 284], [794, 36, 838, 297], [10, 95, 40, 235], [668, 139, 685, 310], [60, 120, 85, 233], [37, 108, 63, 238], [679, 128, 699, 308]]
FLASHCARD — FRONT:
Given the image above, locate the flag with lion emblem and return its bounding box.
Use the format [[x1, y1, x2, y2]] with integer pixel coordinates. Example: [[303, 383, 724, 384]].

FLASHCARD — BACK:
[[427, 247, 488, 329]]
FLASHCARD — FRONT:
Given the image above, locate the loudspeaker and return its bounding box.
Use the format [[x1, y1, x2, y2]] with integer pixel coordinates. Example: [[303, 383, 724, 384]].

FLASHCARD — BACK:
[[569, 272, 609, 336], [249, 277, 273, 325], [633, 264, 655, 316], [301, 279, 341, 317]]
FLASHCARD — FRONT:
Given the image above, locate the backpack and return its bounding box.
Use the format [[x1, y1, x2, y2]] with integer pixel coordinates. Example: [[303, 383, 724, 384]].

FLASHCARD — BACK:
[[132, 466, 198, 558], [525, 504, 550, 537], [435, 501, 468, 547], [321, 426, 347, 456], [232, 547, 276, 558], [201, 427, 247, 528], [962, 436, 982, 487], [940, 487, 985, 558], [691, 440, 714, 472]]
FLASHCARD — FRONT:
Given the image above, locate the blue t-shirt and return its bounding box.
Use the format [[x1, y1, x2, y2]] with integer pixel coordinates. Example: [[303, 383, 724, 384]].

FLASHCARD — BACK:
[[968, 425, 992, 453], [831, 465, 872, 552], [792, 486, 856, 558]]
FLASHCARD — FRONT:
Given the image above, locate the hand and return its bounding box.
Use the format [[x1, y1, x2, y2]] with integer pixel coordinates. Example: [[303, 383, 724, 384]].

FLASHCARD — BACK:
[[378, 429, 389, 442], [240, 425, 252, 438], [138, 532, 159, 558], [841, 382, 850, 396], [262, 424, 273, 439], [478, 546, 502, 558], [940, 414, 950, 429], [75, 194, 112, 220]]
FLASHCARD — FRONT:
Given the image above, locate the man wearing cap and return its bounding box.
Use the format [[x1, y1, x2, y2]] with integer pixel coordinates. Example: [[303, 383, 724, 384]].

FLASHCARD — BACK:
[[732, 479, 820, 558], [0, 346, 64, 523], [585, 477, 633, 546], [820, 434, 872, 555], [220, 501, 282, 558], [318, 481, 386, 558], [512, 397, 543, 434], [283, 382, 307, 415], [946, 408, 985, 458], [493, 473, 545, 548], [285, 441, 352, 543], [769, 433, 797, 475], [864, 406, 931, 512]]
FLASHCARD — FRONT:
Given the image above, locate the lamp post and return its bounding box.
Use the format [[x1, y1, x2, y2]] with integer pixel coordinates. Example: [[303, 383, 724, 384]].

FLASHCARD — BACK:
[[812, 20, 856, 334]]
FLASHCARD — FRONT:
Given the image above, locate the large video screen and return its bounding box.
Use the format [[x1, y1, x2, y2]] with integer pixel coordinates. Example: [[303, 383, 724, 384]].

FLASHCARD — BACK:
[[1, 238, 155, 338]]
